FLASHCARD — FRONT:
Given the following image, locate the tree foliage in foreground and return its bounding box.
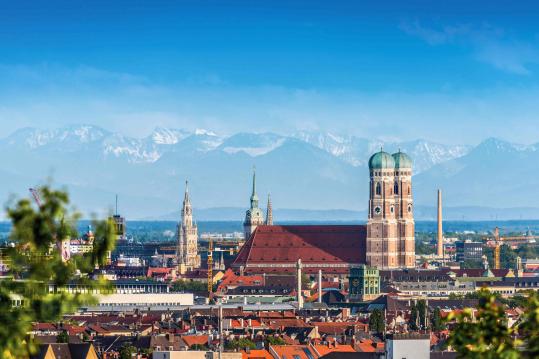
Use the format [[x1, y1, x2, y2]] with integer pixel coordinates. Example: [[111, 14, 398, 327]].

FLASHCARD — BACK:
[[448, 289, 539, 359], [0, 186, 116, 358]]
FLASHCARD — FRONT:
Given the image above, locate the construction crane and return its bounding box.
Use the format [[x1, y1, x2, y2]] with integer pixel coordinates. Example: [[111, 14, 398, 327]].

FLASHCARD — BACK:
[[207, 237, 214, 294]]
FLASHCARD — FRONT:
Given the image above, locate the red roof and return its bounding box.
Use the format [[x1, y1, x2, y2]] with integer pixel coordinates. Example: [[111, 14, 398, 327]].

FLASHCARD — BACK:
[[182, 335, 209, 347], [232, 225, 366, 274]]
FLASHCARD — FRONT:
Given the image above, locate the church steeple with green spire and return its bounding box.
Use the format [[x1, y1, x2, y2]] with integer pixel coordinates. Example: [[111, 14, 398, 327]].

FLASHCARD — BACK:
[[244, 167, 265, 240], [250, 167, 259, 209]]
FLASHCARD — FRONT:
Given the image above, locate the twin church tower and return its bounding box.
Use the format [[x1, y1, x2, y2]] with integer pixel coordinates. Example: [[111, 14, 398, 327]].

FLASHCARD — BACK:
[[367, 149, 415, 268], [243, 149, 415, 270]]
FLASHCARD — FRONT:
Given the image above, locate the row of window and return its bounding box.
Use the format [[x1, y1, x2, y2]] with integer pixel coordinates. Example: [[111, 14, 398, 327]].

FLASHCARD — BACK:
[[372, 171, 411, 176], [374, 182, 411, 196]]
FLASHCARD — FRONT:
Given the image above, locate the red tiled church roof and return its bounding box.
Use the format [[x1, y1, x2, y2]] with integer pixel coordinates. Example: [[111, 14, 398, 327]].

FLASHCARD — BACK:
[[232, 225, 366, 274]]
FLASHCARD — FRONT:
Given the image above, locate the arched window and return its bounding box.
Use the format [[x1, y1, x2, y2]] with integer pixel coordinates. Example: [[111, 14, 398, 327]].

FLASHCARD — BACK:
[[394, 182, 399, 195], [375, 182, 381, 196], [408, 187, 411, 195]]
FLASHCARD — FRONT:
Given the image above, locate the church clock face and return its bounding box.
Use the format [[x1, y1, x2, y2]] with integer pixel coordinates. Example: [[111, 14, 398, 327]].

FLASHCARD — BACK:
[[374, 206, 381, 215], [352, 278, 360, 287]]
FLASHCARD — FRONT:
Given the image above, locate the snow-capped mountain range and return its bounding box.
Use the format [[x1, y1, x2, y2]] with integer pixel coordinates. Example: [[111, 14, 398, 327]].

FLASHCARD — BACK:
[[1, 124, 469, 171], [1, 124, 538, 220]]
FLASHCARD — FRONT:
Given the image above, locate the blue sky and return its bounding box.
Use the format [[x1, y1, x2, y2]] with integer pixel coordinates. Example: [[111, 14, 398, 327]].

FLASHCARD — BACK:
[[1, 0, 539, 144]]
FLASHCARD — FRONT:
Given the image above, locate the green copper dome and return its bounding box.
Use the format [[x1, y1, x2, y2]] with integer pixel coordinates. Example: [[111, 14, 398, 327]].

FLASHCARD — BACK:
[[392, 151, 412, 169], [368, 150, 395, 169]]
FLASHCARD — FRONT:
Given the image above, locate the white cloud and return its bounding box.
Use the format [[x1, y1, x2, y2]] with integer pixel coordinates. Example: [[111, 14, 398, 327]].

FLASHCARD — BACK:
[[401, 20, 539, 75], [2, 63, 539, 145]]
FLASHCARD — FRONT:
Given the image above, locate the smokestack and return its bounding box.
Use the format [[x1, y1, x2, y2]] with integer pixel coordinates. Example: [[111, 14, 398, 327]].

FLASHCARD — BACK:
[[318, 270, 322, 304], [437, 189, 443, 258], [297, 259, 304, 309]]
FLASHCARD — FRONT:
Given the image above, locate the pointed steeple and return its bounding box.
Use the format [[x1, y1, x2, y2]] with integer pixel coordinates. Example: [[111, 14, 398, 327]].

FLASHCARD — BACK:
[[181, 180, 193, 227], [178, 179, 200, 272], [266, 194, 273, 225], [219, 251, 225, 270], [250, 166, 259, 209], [184, 180, 191, 205]]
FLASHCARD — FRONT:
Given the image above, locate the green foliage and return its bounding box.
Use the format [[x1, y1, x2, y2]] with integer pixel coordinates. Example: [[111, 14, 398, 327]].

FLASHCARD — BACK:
[[447, 290, 520, 359], [119, 344, 137, 359], [518, 291, 539, 358], [301, 273, 310, 290], [225, 338, 256, 350], [431, 307, 446, 332], [368, 308, 385, 334], [56, 330, 69, 343], [0, 186, 116, 358], [409, 300, 427, 331], [461, 259, 483, 269], [415, 239, 436, 255], [171, 279, 207, 292], [191, 344, 209, 351], [516, 245, 539, 259], [265, 336, 286, 346]]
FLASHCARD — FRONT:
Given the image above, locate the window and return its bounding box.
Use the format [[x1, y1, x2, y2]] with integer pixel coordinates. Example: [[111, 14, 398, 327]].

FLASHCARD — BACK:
[[375, 182, 381, 196], [394, 182, 399, 195]]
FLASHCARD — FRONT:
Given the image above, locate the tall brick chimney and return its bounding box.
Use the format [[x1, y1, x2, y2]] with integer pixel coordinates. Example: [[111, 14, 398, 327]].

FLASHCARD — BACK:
[[437, 189, 443, 258]]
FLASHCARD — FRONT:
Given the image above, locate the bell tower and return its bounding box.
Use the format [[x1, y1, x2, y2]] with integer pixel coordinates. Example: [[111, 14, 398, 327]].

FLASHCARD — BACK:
[[366, 149, 415, 269], [393, 151, 415, 268], [243, 168, 265, 240], [366, 149, 398, 269]]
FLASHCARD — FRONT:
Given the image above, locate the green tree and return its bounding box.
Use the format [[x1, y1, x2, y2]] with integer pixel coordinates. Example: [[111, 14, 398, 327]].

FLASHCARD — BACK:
[[368, 308, 385, 334], [0, 186, 116, 358], [447, 290, 520, 359], [225, 338, 256, 350], [119, 344, 137, 359], [409, 300, 427, 331], [301, 273, 310, 290], [171, 279, 207, 292], [56, 330, 69, 343], [431, 307, 445, 332], [500, 245, 517, 269], [265, 336, 286, 346], [519, 291, 539, 358]]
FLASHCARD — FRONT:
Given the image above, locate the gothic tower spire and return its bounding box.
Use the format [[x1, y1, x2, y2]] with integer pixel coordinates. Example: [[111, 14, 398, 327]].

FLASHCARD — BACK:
[[266, 194, 273, 225], [250, 166, 259, 209], [177, 180, 201, 273], [182, 180, 193, 227], [244, 167, 265, 240]]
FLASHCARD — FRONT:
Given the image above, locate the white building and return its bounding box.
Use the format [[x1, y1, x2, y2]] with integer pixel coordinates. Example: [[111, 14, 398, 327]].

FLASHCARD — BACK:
[[386, 333, 430, 359]]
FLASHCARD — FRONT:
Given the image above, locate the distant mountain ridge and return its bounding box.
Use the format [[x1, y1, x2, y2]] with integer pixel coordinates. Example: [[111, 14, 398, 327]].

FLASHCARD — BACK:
[[2, 125, 468, 170], [1, 124, 538, 221]]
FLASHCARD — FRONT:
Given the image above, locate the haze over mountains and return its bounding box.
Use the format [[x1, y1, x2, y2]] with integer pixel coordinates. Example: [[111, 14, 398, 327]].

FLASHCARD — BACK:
[[0, 124, 537, 221]]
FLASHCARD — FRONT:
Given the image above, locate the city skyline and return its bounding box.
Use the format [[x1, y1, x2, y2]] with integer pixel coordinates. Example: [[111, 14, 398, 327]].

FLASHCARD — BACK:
[[2, 1, 539, 144]]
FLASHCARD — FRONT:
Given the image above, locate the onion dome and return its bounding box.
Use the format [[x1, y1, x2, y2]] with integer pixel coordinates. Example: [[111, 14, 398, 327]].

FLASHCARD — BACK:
[[368, 149, 395, 169], [392, 150, 413, 169]]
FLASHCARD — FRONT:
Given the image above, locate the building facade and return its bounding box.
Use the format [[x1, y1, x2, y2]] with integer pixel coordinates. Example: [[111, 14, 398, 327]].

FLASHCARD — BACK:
[[456, 240, 483, 264], [349, 265, 380, 301], [366, 150, 415, 269], [243, 169, 265, 240], [177, 181, 201, 273]]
